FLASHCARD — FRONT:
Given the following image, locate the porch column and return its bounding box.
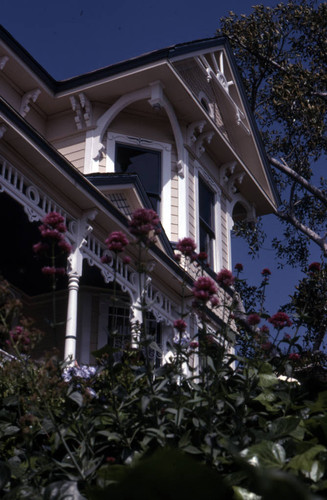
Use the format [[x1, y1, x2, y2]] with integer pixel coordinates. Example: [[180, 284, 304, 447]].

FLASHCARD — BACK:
[[64, 273, 80, 360], [63, 210, 97, 362]]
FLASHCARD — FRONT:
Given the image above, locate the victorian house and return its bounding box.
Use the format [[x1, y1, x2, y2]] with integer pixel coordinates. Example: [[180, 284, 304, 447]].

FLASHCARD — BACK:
[[0, 26, 278, 364]]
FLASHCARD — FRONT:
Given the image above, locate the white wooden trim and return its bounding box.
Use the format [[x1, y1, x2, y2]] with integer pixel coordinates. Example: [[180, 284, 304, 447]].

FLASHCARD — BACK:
[[106, 132, 172, 239]]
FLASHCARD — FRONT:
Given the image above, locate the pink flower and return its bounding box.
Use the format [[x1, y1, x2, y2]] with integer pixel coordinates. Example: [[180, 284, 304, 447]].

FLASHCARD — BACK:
[[197, 251, 208, 262], [42, 212, 66, 230], [39, 228, 63, 240], [261, 341, 272, 351], [210, 295, 220, 307], [289, 353, 301, 361], [283, 333, 291, 340], [129, 208, 160, 242], [41, 266, 57, 275], [9, 326, 30, 345], [173, 319, 187, 333], [192, 276, 218, 303], [189, 341, 199, 349], [216, 269, 235, 287], [41, 266, 66, 275], [176, 237, 197, 257], [123, 256, 131, 265], [308, 262, 321, 273], [261, 268, 271, 276], [105, 231, 129, 253], [234, 263, 243, 272], [32, 242, 49, 254], [260, 325, 269, 334], [58, 239, 72, 254], [101, 255, 112, 265], [247, 313, 261, 326], [268, 312, 292, 329]]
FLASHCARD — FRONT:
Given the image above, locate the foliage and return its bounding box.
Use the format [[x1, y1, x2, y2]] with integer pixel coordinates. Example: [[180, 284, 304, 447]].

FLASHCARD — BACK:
[[1, 214, 327, 498], [218, 0, 327, 265]]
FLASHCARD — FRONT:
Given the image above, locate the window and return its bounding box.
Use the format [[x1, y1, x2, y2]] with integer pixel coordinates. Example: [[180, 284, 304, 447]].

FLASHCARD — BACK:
[[199, 177, 215, 265], [116, 143, 161, 214]]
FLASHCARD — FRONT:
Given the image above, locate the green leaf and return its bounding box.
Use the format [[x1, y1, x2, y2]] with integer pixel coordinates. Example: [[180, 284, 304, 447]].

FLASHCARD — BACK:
[[233, 486, 261, 500], [258, 373, 279, 389], [268, 416, 300, 439], [288, 444, 326, 479], [242, 441, 286, 468], [254, 391, 277, 411], [44, 480, 86, 499], [68, 391, 84, 407]]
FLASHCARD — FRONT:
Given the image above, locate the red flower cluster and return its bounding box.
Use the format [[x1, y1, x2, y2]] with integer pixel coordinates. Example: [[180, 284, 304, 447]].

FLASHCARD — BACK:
[[234, 263, 243, 272], [216, 269, 235, 287], [173, 319, 187, 333], [176, 237, 197, 257], [289, 353, 300, 361], [192, 276, 218, 303], [105, 231, 129, 253], [8, 326, 30, 349], [261, 268, 271, 276], [197, 251, 208, 262], [189, 341, 199, 349], [129, 208, 161, 243], [247, 313, 261, 326], [34, 212, 72, 276], [308, 262, 321, 273], [41, 266, 66, 275], [268, 312, 292, 329]]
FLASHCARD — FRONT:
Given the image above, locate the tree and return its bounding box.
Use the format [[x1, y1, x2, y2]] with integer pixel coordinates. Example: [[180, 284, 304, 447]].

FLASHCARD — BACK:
[[218, 0, 327, 266]]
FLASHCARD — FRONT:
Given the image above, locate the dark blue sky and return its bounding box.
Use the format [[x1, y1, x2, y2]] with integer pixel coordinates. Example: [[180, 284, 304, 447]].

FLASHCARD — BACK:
[[2, 0, 322, 314]]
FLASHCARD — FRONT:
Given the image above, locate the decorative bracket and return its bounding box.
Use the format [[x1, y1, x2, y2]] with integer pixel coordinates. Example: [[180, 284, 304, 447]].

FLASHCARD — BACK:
[[195, 131, 214, 158], [148, 81, 165, 110], [228, 172, 245, 195], [20, 89, 41, 117], [0, 56, 9, 70], [67, 209, 98, 276], [220, 161, 237, 184], [70, 92, 93, 130], [186, 120, 206, 146]]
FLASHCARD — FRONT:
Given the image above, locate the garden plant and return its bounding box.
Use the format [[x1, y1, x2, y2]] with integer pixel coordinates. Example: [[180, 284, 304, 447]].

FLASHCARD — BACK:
[[0, 209, 327, 499]]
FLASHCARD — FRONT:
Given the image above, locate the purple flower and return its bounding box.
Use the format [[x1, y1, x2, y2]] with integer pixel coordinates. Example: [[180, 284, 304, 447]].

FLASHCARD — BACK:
[[268, 312, 292, 329], [216, 269, 235, 287], [308, 262, 321, 273], [192, 276, 218, 303], [173, 319, 187, 333], [289, 353, 301, 361], [129, 208, 161, 243], [247, 313, 261, 326], [176, 237, 197, 257], [105, 231, 129, 253]]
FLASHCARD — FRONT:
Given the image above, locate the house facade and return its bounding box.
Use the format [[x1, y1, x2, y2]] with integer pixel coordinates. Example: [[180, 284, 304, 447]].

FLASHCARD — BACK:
[[0, 27, 278, 363]]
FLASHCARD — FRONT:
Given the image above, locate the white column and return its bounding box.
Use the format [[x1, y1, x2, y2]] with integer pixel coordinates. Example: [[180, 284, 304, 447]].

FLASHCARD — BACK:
[[64, 273, 80, 361], [63, 210, 97, 362]]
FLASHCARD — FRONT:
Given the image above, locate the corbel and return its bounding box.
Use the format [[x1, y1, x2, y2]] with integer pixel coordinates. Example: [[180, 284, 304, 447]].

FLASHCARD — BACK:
[[186, 120, 206, 146], [220, 161, 237, 184], [228, 172, 245, 195], [195, 131, 214, 158], [148, 81, 165, 110], [20, 89, 41, 117]]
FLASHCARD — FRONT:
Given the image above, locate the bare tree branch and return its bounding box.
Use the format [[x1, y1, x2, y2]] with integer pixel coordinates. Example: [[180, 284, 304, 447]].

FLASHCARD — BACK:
[[269, 156, 327, 207], [277, 209, 327, 256]]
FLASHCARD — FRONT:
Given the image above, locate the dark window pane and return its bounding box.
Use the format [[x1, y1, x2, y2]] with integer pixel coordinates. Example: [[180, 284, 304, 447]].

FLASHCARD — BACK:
[[116, 143, 161, 212], [199, 177, 215, 265], [199, 178, 214, 228]]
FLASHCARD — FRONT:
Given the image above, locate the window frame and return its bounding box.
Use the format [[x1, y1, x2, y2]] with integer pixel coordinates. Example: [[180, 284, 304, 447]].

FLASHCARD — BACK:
[[106, 132, 172, 238], [194, 166, 221, 271]]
